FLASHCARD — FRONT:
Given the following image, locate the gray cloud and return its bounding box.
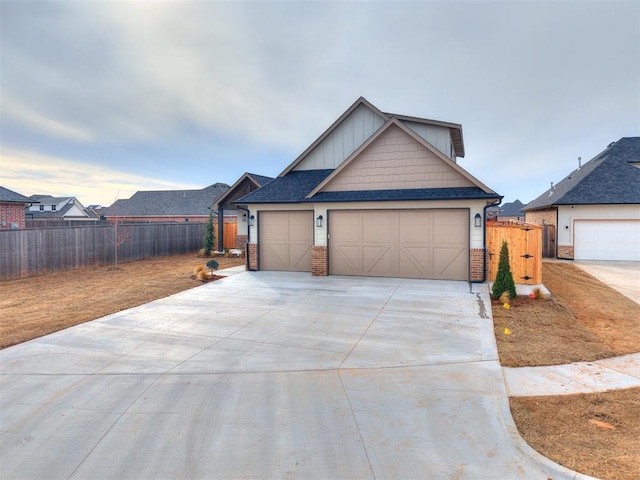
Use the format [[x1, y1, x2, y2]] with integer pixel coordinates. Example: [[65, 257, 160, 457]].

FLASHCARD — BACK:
[[1, 0, 638, 205]]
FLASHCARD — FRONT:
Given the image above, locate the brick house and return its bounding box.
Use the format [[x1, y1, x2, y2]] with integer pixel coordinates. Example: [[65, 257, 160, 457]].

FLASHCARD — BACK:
[[0, 186, 33, 229]]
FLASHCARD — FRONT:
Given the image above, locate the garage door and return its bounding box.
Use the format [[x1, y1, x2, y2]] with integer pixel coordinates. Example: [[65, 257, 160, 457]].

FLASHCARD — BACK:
[[259, 211, 313, 271], [574, 220, 640, 261], [329, 209, 468, 280]]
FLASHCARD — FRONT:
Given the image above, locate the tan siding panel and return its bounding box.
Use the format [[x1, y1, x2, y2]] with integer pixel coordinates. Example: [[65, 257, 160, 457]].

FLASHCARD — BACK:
[[322, 125, 473, 192]]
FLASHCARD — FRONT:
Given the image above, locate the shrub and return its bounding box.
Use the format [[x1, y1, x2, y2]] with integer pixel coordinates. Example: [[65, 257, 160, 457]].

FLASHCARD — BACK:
[[194, 265, 205, 275], [492, 240, 517, 300], [197, 270, 208, 281], [203, 211, 215, 256], [206, 259, 219, 275]]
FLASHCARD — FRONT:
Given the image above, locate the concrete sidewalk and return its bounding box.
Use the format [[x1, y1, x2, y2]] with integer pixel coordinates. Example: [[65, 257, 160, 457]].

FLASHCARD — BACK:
[[504, 353, 640, 396], [0, 271, 595, 480]]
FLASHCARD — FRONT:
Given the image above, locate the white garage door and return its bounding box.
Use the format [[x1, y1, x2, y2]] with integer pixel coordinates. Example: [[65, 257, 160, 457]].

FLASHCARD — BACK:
[[329, 209, 468, 280], [574, 220, 640, 261], [259, 211, 313, 271]]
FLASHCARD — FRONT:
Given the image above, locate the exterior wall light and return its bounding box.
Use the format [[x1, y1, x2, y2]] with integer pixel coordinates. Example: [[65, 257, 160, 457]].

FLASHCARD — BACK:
[[242, 213, 247, 222], [316, 214, 323, 227], [249, 215, 255, 226], [474, 213, 482, 228]]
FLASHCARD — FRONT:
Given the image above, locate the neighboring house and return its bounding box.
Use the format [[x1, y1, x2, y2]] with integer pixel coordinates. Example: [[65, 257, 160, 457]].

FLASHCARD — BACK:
[[212, 172, 274, 251], [524, 137, 640, 261], [0, 186, 34, 229], [487, 199, 526, 222], [104, 183, 230, 223], [236, 97, 502, 281], [26, 195, 94, 221]]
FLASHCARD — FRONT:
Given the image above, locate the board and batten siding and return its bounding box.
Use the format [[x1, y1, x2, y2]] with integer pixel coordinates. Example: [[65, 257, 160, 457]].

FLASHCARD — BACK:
[[403, 121, 455, 160], [296, 103, 386, 171]]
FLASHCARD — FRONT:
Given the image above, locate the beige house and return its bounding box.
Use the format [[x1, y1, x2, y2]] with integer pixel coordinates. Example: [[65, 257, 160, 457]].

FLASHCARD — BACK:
[[524, 137, 640, 261], [236, 97, 502, 281]]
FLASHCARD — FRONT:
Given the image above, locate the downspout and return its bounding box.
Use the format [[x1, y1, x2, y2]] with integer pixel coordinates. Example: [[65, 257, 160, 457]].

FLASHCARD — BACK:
[[480, 199, 502, 283], [236, 205, 254, 271]]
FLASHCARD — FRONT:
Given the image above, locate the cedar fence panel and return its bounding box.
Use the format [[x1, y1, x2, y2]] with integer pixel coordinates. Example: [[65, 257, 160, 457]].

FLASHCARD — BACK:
[[0, 223, 206, 280], [486, 223, 542, 285], [216, 221, 237, 250]]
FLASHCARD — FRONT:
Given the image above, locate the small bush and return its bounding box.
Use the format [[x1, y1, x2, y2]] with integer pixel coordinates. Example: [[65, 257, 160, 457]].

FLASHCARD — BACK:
[[206, 259, 219, 274], [492, 240, 517, 300], [194, 265, 205, 275], [197, 270, 208, 281]]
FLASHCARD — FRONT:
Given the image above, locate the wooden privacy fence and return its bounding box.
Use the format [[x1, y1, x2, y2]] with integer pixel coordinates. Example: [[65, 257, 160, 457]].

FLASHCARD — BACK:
[[0, 222, 207, 280], [487, 222, 542, 285]]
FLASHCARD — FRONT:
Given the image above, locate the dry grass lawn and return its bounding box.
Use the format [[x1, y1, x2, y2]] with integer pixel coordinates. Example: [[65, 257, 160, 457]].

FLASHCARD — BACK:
[[2, 256, 638, 479], [0, 254, 244, 349], [493, 261, 640, 480]]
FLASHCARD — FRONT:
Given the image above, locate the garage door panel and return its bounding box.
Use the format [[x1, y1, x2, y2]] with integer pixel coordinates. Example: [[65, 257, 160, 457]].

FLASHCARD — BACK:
[[260, 211, 313, 272], [329, 209, 468, 280], [434, 247, 467, 278], [399, 247, 431, 277], [575, 220, 640, 261]]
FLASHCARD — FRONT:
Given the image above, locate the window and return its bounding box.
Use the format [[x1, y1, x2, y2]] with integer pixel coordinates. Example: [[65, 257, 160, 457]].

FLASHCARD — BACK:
[[51, 205, 57, 211], [39, 205, 44, 211]]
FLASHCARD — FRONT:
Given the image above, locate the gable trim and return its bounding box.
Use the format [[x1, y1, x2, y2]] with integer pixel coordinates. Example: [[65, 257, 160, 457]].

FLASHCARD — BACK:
[[279, 97, 389, 177], [306, 117, 493, 198]]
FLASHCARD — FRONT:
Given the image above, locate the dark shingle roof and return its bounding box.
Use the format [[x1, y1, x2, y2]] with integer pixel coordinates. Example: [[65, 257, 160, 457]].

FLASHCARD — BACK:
[[525, 137, 640, 210], [497, 199, 525, 217], [309, 187, 499, 203], [104, 183, 229, 216], [236, 169, 500, 204], [246, 173, 275, 186], [236, 170, 333, 204], [0, 186, 32, 203]]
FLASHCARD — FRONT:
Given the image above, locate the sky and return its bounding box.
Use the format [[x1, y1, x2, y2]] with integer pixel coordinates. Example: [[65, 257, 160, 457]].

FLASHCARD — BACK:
[[1, 0, 638, 208]]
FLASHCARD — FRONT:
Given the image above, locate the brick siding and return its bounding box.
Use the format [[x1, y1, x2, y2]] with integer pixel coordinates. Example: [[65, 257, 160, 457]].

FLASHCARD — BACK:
[[312, 246, 328, 276], [247, 244, 258, 270], [558, 245, 574, 260], [525, 209, 556, 227], [0, 203, 26, 229], [469, 248, 486, 282]]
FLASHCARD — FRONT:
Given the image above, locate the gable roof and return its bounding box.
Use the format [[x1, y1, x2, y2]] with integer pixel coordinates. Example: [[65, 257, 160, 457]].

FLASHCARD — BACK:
[[0, 186, 33, 203], [213, 172, 274, 210], [236, 170, 334, 204], [280, 97, 387, 176], [104, 183, 229, 216], [306, 117, 491, 198], [496, 199, 525, 217], [279, 97, 466, 177], [525, 137, 640, 210]]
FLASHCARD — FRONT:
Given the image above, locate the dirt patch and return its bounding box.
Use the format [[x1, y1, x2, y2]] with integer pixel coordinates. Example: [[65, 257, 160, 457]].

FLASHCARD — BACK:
[[511, 388, 640, 480], [494, 261, 640, 480], [493, 262, 640, 367], [0, 254, 244, 349]]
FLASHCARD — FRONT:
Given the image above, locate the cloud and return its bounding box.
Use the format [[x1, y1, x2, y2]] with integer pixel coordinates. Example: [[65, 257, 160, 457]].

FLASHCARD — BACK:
[[0, 148, 201, 206]]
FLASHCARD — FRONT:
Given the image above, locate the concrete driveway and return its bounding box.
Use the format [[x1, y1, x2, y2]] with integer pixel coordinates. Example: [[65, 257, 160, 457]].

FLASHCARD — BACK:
[[573, 260, 640, 305], [0, 272, 590, 479]]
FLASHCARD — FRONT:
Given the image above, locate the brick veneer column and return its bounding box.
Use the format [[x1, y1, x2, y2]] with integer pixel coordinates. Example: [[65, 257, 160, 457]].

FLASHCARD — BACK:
[[248, 244, 258, 270], [557, 245, 574, 260], [312, 246, 328, 276], [469, 248, 486, 282]]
